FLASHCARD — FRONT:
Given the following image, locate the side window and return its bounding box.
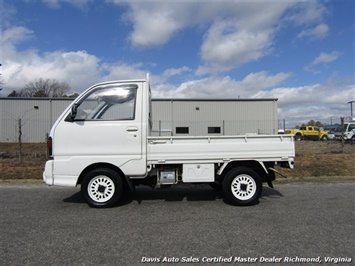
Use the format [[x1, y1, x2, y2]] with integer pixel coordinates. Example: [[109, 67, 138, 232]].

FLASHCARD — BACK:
[[176, 127, 189, 134], [208, 127, 221, 134], [72, 84, 137, 121]]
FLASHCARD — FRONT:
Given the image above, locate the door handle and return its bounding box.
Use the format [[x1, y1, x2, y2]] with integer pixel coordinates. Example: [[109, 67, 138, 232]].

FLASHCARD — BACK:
[[126, 127, 138, 132], [149, 140, 167, 144]]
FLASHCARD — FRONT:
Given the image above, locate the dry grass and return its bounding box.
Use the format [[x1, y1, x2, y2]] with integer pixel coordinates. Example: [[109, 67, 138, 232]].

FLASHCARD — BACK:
[[0, 143, 47, 180], [275, 141, 355, 182], [0, 141, 354, 182]]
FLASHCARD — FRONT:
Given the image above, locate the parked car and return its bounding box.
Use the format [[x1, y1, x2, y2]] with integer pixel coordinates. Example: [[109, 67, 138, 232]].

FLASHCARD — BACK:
[[334, 118, 355, 142], [323, 125, 341, 140], [285, 126, 329, 141]]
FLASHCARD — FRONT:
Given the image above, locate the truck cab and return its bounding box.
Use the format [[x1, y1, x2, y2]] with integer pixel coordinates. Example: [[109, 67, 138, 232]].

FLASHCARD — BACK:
[[335, 117, 355, 141]]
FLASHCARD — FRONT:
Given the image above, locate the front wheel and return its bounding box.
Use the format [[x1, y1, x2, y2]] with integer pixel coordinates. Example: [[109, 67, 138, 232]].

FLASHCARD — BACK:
[[222, 167, 262, 206], [321, 135, 328, 141], [81, 168, 123, 208]]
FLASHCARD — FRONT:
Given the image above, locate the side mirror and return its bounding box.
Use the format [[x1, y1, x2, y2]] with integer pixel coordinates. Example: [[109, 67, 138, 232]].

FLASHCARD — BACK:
[[71, 104, 78, 120]]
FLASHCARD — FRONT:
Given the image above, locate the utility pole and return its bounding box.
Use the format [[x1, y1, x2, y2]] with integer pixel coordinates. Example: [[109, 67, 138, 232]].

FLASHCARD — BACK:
[[0, 63, 2, 94], [348, 101, 354, 117], [341, 117, 345, 148]]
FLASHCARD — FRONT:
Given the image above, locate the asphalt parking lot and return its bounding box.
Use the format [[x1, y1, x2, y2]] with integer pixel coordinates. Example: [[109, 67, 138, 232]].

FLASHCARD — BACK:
[[0, 182, 353, 265]]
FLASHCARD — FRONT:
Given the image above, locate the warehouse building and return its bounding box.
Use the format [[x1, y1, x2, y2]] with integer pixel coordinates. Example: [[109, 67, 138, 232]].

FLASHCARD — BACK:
[[152, 99, 278, 136], [0, 97, 278, 142]]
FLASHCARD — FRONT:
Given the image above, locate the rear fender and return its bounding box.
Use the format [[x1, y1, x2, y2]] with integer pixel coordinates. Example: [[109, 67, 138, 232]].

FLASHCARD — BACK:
[[217, 160, 269, 178]]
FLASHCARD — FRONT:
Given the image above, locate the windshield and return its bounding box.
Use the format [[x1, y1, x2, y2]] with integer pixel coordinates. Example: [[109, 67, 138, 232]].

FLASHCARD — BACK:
[[342, 124, 349, 132]]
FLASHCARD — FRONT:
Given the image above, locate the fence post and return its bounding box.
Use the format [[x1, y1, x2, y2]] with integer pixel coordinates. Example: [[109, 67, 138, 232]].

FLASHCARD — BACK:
[[18, 118, 23, 164], [341, 117, 345, 148], [159, 120, 161, 136]]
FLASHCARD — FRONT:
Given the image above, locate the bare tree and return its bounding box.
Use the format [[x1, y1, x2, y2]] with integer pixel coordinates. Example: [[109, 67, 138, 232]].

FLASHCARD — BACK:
[[19, 78, 70, 97]]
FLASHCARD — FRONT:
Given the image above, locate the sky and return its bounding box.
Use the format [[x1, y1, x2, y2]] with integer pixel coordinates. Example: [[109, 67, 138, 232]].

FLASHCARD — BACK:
[[1, 0, 354, 127]]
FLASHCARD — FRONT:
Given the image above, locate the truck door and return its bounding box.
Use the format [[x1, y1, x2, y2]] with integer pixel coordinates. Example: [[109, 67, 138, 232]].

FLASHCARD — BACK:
[[307, 126, 316, 138], [53, 81, 146, 177]]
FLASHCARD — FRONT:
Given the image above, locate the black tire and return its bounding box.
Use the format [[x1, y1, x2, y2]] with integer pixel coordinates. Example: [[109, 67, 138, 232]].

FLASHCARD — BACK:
[[222, 167, 262, 206], [321, 135, 328, 141], [81, 168, 123, 208], [295, 133, 302, 141]]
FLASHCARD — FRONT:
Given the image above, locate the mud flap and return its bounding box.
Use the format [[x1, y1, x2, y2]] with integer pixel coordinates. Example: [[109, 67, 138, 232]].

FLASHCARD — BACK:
[[266, 176, 274, 188], [124, 175, 136, 193]]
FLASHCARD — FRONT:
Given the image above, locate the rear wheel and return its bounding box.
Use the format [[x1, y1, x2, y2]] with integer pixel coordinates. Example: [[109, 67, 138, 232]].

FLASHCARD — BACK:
[[222, 167, 262, 206], [81, 168, 123, 208], [295, 133, 302, 141]]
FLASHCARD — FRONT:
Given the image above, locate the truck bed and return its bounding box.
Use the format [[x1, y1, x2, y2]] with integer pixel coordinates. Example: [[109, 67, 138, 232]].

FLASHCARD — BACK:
[[147, 134, 295, 164]]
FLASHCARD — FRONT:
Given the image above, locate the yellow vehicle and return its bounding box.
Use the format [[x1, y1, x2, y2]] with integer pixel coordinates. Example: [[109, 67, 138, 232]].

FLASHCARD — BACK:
[[285, 126, 329, 141]]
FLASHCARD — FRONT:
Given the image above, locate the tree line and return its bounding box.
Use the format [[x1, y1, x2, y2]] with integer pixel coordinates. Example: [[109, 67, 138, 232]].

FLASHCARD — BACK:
[[7, 78, 78, 98], [295, 120, 341, 129], [295, 120, 324, 128]]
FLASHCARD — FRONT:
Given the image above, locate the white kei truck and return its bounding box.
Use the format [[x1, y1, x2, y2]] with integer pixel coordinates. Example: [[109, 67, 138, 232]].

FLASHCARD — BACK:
[[43, 76, 295, 208], [335, 117, 355, 142]]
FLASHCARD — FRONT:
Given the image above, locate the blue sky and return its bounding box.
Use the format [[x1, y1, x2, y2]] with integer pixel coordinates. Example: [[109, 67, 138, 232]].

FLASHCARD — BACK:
[[1, 0, 354, 126]]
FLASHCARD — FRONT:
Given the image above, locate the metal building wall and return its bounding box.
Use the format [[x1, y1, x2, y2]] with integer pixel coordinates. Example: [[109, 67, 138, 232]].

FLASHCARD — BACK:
[[0, 98, 72, 142], [151, 100, 173, 136], [151, 99, 278, 136], [1, 97, 278, 142]]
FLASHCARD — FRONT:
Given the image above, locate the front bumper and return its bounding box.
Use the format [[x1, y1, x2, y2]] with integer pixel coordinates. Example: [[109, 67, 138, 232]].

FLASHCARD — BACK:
[[43, 160, 54, 185]]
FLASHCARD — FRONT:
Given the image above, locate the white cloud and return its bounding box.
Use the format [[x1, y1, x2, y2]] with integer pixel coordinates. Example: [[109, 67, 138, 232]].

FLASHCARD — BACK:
[[311, 51, 341, 66], [1, 26, 34, 46], [163, 67, 191, 79], [100, 62, 148, 82], [286, 1, 328, 26], [127, 8, 181, 47], [152, 71, 291, 99], [115, 1, 298, 74], [304, 51, 341, 74], [244, 71, 291, 93], [42, 0, 92, 10], [254, 84, 321, 106], [121, 2, 192, 47], [297, 23, 329, 40], [1, 26, 146, 94], [2, 25, 189, 96], [198, 21, 273, 73], [254, 81, 354, 123]]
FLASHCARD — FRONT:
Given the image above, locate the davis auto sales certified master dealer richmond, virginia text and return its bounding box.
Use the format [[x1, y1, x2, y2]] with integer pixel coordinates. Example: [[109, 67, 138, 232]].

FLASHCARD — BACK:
[[141, 256, 352, 263]]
